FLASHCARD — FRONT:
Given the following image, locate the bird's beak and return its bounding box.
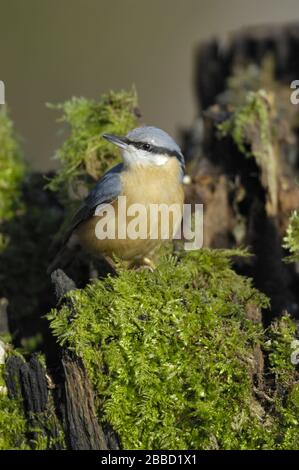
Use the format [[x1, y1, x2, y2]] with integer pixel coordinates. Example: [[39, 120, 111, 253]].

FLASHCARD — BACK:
[[102, 134, 128, 149]]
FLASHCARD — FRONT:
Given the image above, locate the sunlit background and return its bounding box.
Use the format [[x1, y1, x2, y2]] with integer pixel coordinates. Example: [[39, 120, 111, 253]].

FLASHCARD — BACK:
[[1, 0, 299, 170]]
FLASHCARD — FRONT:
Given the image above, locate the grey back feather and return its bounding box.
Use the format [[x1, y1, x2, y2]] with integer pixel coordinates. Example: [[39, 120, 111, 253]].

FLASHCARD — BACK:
[[63, 163, 123, 244]]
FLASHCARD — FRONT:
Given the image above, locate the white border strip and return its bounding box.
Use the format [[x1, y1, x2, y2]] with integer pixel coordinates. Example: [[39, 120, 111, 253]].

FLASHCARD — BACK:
[[0, 81, 5, 104]]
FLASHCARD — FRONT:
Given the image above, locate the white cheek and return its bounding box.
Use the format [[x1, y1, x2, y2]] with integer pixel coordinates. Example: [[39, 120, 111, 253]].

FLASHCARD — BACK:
[[153, 154, 168, 166], [121, 148, 168, 167]]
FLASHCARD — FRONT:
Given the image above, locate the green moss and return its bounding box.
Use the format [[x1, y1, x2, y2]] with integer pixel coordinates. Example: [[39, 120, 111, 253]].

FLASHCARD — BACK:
[[278, 384, 299, 449], [283, 210, 299, 261], [48, 89, 138, 202], [27, 409, 66, 450], [0, 392, 30, 450], [219, 55, 298, 141], [265, 315, 299, 449], [48, 249, 299, 449], [0, 107, 25, 223], [49, 249, 277, 449], [267, 314, 297, 386], [218, 89, 272, 159]]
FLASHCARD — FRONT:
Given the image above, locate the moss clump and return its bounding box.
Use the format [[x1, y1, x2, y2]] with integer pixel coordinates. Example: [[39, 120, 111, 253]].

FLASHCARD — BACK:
[[267, 314, 298, 387], [265, 315, 299, 449], [0, 107, 25, 223], [277, 384, 299, 449], [49, 249, 278, 450], [48, 89, 139, 200], [283, 210, 299, 262], [0, 392, 30, 450], [218, 55, 298, 145], [218, 89, 272, 159]]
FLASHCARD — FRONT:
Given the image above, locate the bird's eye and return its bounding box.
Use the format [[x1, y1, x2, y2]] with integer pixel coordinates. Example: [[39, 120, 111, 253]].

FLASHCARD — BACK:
[[142, 143, 151, 151]]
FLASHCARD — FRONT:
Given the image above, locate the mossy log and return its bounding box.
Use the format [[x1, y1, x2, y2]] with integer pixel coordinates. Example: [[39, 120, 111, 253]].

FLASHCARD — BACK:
[[4, 354, 64, 449], [50, 269, 109, 450]]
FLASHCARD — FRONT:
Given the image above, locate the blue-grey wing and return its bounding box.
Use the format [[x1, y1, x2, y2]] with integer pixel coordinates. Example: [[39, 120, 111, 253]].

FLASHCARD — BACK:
[[63, 163, 123, 244]]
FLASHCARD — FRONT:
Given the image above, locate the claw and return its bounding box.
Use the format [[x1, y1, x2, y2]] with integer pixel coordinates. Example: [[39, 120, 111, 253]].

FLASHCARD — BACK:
[[142, 257, 156, 271]]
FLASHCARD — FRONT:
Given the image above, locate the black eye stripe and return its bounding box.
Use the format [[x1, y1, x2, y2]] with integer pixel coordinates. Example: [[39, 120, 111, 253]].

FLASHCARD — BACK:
[[124, 138, 185, 174], [140, 143, 152, 152], [129, 141, 153, 152], [127, 138, 179, 157]]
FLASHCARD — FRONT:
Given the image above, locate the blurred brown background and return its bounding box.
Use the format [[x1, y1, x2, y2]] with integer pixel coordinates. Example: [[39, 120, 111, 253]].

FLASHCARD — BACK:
[[1, 0, 299, 170]]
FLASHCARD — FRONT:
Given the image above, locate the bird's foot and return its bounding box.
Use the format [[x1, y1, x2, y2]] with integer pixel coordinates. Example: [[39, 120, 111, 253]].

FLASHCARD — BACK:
[[142, 257, 156, 271]]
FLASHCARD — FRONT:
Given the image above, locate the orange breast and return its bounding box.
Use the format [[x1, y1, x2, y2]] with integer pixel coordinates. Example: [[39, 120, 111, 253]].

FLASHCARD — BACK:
[[76, 158, 184, 261]]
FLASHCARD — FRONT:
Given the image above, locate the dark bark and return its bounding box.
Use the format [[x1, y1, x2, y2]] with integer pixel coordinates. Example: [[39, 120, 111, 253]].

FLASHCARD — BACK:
[[194, 23, 299, 111], [61, 350, 108, 450]]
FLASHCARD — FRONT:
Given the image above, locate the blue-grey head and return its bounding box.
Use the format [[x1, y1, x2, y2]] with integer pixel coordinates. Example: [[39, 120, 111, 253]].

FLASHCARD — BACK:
[[103, 126, 185, 173]]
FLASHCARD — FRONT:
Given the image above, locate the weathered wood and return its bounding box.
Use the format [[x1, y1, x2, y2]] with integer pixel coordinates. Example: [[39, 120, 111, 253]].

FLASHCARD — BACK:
[[6, 355, 48, 412], [61, 350, 108, 450]]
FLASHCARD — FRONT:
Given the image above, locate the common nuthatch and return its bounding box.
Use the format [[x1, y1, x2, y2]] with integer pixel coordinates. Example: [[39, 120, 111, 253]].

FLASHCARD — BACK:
[[50, 126, 185, 271]]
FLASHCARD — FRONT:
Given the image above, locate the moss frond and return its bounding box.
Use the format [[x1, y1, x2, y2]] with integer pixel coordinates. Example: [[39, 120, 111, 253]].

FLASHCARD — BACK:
[[265, 314, 299, 449], [0, 392, 30, 450], [47, 89, 139, 201], [0, 107, 26, 223], [218, 89, 272, 158], [283, 210, 299, 261]]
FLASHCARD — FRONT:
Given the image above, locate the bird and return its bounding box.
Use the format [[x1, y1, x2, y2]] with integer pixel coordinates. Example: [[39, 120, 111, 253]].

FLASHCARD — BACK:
[[48, 126, 185, 272]]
